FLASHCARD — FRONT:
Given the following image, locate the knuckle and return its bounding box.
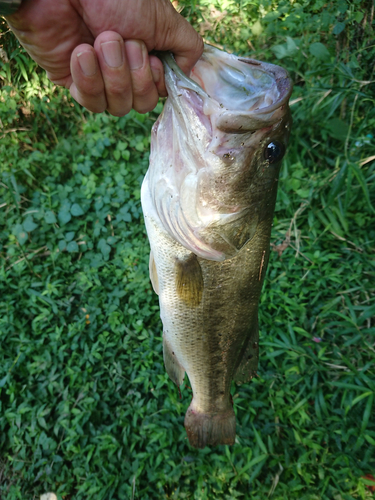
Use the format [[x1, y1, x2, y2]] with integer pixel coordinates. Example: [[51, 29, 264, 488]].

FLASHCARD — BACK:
[[107, 105, 132, 118], [105, 82, 131, 97], [133, 79, 155, 98], [83, 102, 106, 113], [134, 97, 158, 115], [90, 106, 107, 114], [75, 91, 106, 113], [79, 82, 104, 99]]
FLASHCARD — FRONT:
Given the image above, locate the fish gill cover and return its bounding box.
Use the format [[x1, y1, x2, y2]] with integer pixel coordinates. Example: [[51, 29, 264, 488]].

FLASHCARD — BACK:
[[141, 45, 292, 449]]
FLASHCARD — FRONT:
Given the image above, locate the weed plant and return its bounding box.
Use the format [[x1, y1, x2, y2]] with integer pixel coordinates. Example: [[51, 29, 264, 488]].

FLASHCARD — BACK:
[[0, 0, 374, 499]]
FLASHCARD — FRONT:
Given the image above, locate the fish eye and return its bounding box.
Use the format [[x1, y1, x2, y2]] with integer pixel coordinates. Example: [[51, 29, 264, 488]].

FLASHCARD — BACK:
[[264, 141, 285, 164]]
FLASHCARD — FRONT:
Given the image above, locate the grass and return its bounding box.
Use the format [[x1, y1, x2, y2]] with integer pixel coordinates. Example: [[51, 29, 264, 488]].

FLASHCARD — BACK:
[[0, 1, 375, 498]]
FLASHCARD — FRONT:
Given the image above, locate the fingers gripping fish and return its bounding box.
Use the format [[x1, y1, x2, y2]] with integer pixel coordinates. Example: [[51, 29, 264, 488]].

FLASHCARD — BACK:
[[141, 45, 292, 449]]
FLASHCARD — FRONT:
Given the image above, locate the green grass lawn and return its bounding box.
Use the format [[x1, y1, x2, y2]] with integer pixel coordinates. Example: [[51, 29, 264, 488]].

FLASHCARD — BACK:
[[1, 1, 374, 498]]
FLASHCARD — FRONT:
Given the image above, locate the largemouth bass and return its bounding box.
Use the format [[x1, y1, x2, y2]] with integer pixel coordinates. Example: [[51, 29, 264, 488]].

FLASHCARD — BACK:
[[141, 45, 292, 449]]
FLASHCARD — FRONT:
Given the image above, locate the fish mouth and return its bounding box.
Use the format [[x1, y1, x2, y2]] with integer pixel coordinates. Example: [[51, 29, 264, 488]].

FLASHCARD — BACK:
[[161, 45, 292, 133]]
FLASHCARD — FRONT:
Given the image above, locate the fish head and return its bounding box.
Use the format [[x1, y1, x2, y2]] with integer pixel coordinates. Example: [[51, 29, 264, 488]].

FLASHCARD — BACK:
[[147, 45, 293, 261]]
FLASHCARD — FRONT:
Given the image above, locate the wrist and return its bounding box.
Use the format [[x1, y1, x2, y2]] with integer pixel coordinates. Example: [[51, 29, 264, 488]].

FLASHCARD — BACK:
[[0, 0, 23, 16]]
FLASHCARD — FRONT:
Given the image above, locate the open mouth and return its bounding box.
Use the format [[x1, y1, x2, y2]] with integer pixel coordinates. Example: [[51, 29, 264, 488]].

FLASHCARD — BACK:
[[190, 47, 281, 113], [161, 45, 292, 133]]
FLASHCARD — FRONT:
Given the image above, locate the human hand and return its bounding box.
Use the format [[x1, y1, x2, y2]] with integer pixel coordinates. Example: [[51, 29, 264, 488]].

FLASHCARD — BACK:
[[69, 32, 168, 116], [5, 0, 203, 116]]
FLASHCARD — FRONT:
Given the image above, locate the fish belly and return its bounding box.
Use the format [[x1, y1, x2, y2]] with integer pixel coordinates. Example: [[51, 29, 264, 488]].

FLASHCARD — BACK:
[[142, 174, 272, 448]]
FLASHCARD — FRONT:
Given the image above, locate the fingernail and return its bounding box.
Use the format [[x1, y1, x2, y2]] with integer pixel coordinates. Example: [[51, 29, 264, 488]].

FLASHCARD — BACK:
[[101, 41, 123, 68], [77, 50, 97, 76], [126, 40, 145, 70]]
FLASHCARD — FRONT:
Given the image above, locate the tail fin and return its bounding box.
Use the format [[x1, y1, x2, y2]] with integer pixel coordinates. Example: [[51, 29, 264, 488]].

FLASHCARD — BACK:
[[184, 405, 236, 449]]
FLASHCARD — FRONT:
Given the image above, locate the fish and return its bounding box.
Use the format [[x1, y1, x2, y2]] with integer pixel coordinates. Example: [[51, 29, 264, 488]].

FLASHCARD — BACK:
[[141, 45, 292, 449]]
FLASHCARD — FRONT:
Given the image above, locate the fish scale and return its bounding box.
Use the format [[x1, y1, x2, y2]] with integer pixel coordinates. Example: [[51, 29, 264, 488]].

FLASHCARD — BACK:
[[141, 45, 292, 448]]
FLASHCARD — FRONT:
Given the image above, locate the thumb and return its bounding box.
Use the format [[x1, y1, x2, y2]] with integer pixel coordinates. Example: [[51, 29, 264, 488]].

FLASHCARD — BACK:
[[155, 2, 203, 75]]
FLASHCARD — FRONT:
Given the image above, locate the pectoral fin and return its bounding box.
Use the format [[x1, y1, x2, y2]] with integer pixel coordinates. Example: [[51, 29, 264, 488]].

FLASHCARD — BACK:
[[175, 253, 203, 307], [149, 250, 159, 295], [163, 335, 185, 386], [233, 317, 259, 384]]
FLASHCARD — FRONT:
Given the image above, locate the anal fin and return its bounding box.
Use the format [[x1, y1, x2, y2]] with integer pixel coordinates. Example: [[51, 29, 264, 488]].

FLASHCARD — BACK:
[[163, 335, 185, 386], [149, 250, 159, 295]]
